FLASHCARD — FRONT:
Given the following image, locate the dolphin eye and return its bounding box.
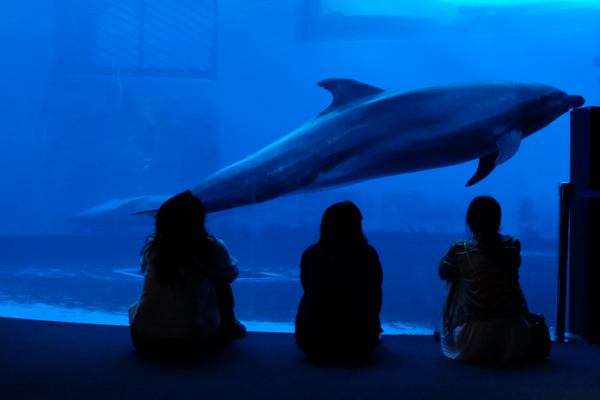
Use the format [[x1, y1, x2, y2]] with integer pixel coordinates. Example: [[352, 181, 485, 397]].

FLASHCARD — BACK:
[[539, 94, 548, 104]]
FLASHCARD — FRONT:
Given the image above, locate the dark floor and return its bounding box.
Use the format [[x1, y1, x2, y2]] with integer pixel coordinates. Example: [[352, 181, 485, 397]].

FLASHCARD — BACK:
[[1, 317, 599, 400]]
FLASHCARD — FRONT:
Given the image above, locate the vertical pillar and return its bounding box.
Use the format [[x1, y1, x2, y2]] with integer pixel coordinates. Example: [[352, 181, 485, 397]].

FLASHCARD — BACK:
[[555, 182, 571, 341], [569, 107, 600, 341]]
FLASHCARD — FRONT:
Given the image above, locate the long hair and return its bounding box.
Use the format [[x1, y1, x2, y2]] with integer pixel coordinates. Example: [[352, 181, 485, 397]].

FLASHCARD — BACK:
[[466, 196, 502, 254], [140, 190, 211, 283], [318, 201, 367, 249]]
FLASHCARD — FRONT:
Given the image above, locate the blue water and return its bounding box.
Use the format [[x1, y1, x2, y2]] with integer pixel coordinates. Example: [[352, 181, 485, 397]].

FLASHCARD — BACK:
[[0, 0, 599, 332], [0, 226, 558, 333]]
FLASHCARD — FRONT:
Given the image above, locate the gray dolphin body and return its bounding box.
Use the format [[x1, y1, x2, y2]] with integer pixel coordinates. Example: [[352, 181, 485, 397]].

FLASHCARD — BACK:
[[70, 79, 584, 223], [192, 79, 584, 213]]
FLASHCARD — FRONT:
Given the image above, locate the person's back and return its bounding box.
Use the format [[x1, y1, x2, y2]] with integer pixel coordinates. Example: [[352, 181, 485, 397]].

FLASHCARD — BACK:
[[442, 235, 525, 323], [439, 196, 531, 363], [128, 191, 245, 356], [295, 202, 383, 363], [130, 234, 238, 339]]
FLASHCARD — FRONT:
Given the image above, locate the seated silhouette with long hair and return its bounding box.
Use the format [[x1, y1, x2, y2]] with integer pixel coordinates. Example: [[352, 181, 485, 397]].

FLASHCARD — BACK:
[[295, 201, 383, 363], [129, 190, 245, 355], [439, 196, 532, 363]]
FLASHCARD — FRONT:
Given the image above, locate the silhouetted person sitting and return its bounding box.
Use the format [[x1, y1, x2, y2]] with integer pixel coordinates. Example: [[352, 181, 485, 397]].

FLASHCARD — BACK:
[[439, 196, 532, 363], [295, 201, 383, 363], [129, 190, 246, 356]]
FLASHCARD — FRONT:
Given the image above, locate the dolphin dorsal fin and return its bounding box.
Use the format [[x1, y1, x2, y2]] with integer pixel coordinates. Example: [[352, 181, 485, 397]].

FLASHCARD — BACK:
[[317, 78, 385, 117]]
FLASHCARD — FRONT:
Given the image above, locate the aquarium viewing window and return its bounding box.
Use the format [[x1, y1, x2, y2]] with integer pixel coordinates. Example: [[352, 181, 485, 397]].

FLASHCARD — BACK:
[[0, 0, 598, 336], [56, 0, 218, 79]]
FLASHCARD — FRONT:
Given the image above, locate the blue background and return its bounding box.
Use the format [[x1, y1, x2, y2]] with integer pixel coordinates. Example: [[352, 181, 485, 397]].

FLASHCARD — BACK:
[[0, 0, 599, 332]]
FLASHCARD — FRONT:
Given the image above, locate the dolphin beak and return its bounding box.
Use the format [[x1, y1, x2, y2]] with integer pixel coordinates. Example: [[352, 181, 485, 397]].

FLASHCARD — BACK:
[[563, 94, 585, 110]]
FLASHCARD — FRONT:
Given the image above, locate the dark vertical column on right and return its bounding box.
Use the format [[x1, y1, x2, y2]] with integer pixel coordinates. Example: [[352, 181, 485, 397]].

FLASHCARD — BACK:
[[569, 106, 600, 341]]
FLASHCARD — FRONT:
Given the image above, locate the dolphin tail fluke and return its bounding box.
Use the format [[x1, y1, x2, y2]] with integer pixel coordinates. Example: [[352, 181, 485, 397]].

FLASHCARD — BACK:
[[466, 152, 498, 187], [131, 209, 159, 218]]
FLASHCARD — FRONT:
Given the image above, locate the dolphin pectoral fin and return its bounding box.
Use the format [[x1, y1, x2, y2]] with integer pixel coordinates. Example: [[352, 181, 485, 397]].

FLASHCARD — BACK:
[[316, 78, 385, 117], [466, 130, 522, 186], [495, 130, 522, 166], [466, 152, 498, 187]]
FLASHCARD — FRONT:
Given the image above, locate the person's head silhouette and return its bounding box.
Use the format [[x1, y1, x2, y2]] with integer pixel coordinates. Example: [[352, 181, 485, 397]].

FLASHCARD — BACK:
[[142, 190, 209, 282], [155, 190, 207, 246], [319, 201, 366, 246], [466, 196, 501, 236]]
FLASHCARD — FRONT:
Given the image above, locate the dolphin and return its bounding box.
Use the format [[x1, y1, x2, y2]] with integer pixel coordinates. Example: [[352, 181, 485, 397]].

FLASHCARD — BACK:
[[191, 79, 584, 213], [71, 79, 584, 222]]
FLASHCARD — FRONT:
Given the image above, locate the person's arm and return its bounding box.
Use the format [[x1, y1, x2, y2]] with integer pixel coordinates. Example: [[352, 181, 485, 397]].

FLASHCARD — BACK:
[[514, 238, 522, 269], [439, 242, 460, 281], [513, 239, 530, 314], [368, 247, 383, 317], [370, 247, 383, 287], [300, 249, 311, 293], [210, 237, 239, 283]]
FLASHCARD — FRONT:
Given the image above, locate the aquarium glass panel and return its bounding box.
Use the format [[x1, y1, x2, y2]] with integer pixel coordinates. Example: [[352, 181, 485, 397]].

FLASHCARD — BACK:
[[0, 0, 598, 335]]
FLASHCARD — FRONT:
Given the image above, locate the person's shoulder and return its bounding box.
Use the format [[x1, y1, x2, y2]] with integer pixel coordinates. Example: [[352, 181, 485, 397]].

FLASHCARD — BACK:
[[500, 235, 520, 249], [450, 238, 470, 250], [206, 235, 234, 261], [364, 243, 380, 257], [440, 238, 472, 256], [500, 234, 518, 241], [452, 238, 469, 246], [302, 243, 321, 258], [208, 235, 227, 249], [300, 244, 323, 267]]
